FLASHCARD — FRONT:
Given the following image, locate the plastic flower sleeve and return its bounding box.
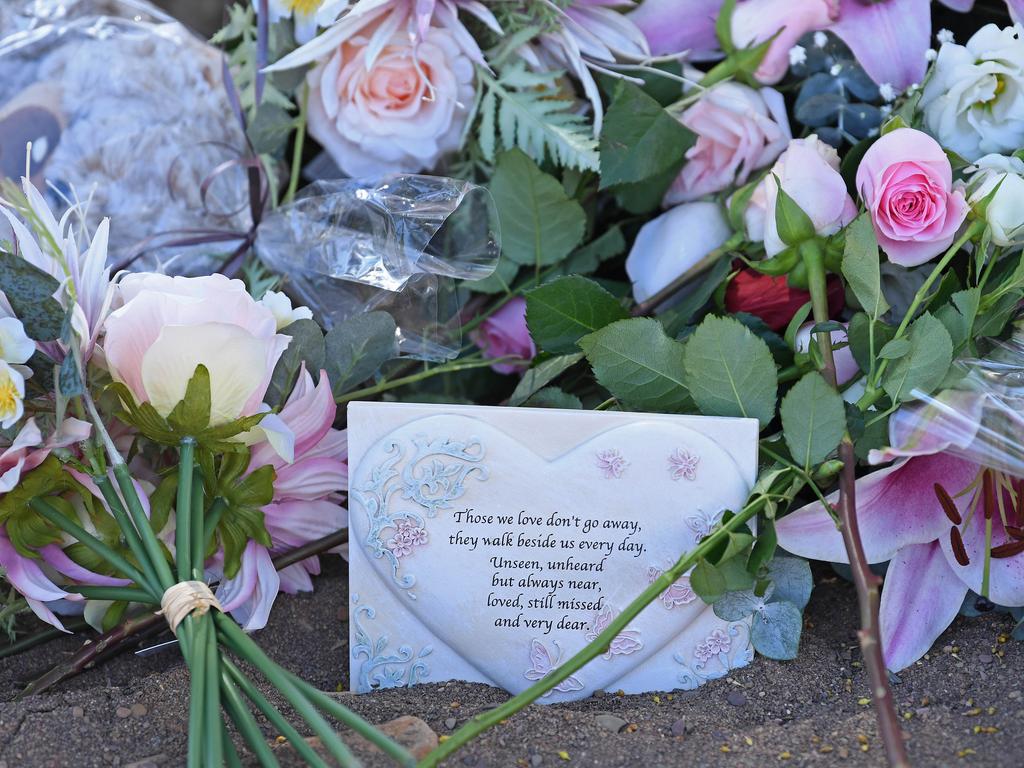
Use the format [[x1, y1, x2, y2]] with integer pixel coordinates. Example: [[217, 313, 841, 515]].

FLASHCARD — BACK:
[[886, 334, 1024, 478], [254, 176, 500, 361], [0, 0, 249, 273]]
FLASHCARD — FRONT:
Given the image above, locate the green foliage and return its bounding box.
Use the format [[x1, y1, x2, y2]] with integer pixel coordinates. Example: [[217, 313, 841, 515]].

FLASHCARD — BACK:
[[509, 353, 584, 407], [525, 276, 628, 354], [489, 150, 586, 270], [841, 214, 889, 320], [0, 250, 64, 341], [599, 82, 694, 189], [267, 318, 326, 407], [579, 318, 690, 412], [682, 316, 778, 427], [773, 182, 816, 247], [477, 63, 599, 172], [0, 457, 73, 556], [324, 312, 399, 396], [882, 313, 953, 403], [523, 387, 583, 409], [780, 372, 846, 467], [211, 4, 296, 115]]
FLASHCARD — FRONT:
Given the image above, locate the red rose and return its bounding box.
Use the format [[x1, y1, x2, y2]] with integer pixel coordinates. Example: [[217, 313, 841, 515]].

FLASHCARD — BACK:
[[724, 267, 844, 331]]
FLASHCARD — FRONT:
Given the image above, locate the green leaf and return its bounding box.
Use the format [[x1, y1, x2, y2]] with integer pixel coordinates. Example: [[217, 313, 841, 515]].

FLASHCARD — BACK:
[[841, 214, 889, 320], [747, 519, 777, 574], [523, 386, 582, 409], [58, 353, 84, 398], [877, 338, 911, 359], [935, 288, 980, 352], [246, 102, 295, 155], [781, 373, 845, 467], [847, 313, 897, 374], [682, 315, 778, 427], [509, 353, 584, 407], [766, 556, 813, 610], [212, 456, 275, 578], [882, 313, 953, 403], [267, 318, 326, 407], [560, 226, 626, 275], [0, 251, 64, 340], [691, 558, 727, 604], [773, 181, 816, 247], [599, 83, 693, 189], [489, 150, 586, 268], [167, 365, 212, 435], [464, 258, 518, 295], [325, 311, 399, 396], [578, 318, 690, 412], [751, 601, 803, 660], [526, 276, 628, 354]]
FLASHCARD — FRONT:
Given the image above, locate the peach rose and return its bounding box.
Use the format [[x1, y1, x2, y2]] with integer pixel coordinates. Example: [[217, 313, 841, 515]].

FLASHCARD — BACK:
[[307, 23, 475, 177]]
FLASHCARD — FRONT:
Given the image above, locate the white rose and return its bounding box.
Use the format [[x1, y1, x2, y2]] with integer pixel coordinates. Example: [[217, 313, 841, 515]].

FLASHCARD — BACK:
[[920, 24, 1024, 162], [259, 290, 313, 330], [967, 153, 1024, 246], [625, 202, 733, 304], [306, 24, 475, 177]]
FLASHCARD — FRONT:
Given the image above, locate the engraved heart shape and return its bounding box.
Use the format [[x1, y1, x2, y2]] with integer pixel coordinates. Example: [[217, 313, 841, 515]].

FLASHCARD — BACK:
[[349, 413, 754, 700]]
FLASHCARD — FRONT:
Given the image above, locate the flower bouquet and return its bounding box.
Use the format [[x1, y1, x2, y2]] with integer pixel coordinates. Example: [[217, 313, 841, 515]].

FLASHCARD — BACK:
[[3, 0, 1024, 765]]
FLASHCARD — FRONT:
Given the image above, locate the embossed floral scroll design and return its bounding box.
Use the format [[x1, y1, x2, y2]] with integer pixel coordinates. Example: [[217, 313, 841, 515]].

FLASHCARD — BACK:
[[351, 596, 434, 693], [674, 622, 753, 689], [353, 434, 487, 596]]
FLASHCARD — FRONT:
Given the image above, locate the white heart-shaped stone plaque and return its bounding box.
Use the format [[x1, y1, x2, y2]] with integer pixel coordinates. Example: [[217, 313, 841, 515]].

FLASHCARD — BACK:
[[348, 405, 757, 701]]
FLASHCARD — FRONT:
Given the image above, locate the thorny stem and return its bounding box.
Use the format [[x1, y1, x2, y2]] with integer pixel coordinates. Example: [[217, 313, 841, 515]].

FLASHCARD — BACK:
[[417, 499, 763, 767], [802, 241, 910, 768]]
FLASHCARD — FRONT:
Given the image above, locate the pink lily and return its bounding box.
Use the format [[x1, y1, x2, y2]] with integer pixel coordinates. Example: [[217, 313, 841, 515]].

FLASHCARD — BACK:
[[215, 367, 347, 630], [777, 390, 1024, 671]]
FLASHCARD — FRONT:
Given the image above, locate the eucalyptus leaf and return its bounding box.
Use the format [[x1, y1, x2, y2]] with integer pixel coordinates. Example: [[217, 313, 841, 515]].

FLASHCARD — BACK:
[[526, 276, 628, 354], [682, 315, 777, 427], [766, 556, 813, 610], [751, 600, 803, 660], [267, 318, 325, 407], [325, 311, 399, 396], [578, 318, 690, 412], [713, 589, 762, 622], [0, 251, 64, 341]]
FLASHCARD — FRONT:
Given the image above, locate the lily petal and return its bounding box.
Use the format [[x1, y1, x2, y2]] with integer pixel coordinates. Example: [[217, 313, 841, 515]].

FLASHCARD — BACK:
[[777, 453, 977, 563], [880, 540, 967, 670], [830, 0, 930, 89], [941, 496, 1024, 607]]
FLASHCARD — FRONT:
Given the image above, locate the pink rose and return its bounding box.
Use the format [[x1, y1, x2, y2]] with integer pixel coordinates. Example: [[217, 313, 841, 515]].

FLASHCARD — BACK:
[[747, 135, 857, 256], [732, 0, 837, 84], [856, 128, 970, 267], [307, 22, 475, 177], [664, 82, 791, 205], [102, 274, 289, 425], [471, 297, 536, 375]]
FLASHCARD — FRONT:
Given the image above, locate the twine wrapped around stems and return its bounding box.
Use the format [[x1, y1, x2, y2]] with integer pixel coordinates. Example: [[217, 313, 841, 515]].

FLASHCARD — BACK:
[[159, 581, 223, 636]]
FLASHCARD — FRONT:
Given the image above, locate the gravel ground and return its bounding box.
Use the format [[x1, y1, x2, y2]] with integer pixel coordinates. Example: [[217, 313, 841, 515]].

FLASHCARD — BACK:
[[0, 559, 1020, 767]]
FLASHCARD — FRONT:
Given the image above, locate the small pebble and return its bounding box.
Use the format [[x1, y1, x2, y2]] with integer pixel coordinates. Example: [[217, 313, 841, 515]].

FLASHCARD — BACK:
[[670, 718, 686, 738], [130, 703, 148, 718], [71, 706, 85, 718], [978, 654, 994, 664], [445, 717, 457, 731], [115, 707, 132, 719], [727, 691, 747, 707], [530, 755, 543, 767], [595, 714, 628, 733], [461, 756, 477, 767]]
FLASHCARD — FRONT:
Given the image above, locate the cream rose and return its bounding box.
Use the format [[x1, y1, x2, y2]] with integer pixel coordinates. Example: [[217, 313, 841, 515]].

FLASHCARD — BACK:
[[307, 24, 475, 177], [920, 24, 1024, 162], [967, 153, 1024, 246]]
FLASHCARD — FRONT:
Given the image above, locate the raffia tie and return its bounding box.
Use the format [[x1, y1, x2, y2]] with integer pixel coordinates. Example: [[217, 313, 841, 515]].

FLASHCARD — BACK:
[[159, 580, 223, 635]]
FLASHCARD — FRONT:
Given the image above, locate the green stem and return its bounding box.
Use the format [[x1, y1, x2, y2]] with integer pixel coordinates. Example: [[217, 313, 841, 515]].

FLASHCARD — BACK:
[[857, 221, 983, 410], [29, 499, 156, 597], [94, 474, 161, 596], [214, 613, 363, 768], [418, 499, 763, 767], [190, 467, 206, 581], [224, 659, 331, 768], [335, 358, 507, 405], [114, 464, 175, 590], [176, 438, 196, 584], [204, 498, 227, 555], [204, 617, 224, 768], [219, 669, 281, 768], [187, 615, 208, 768], [284, 84, 309, 206], [223, 722, 243, 768], [282, 669, 415, 767], [63, 586, 157, 605]]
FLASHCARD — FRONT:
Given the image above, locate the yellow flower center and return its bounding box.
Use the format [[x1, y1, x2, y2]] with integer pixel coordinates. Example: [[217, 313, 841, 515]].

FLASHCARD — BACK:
[[287, 0, 322, 14], [0, 375, 19, 417]]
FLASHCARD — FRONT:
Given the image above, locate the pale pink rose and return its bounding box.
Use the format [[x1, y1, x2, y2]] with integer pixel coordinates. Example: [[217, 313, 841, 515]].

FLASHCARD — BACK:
[[665, 82, 791, 205], [471, 298, 536, 375], [307, 22, 475, 177], [749, 135, 857, 256], [856, 128, 970, 267], [794, 321, 860, 386], [732, 0, 838, 84], [102, 274, 290, 426]]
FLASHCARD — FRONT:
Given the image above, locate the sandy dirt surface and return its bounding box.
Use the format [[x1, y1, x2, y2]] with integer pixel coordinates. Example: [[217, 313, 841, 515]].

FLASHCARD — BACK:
[[1, 559, 1019, 767]]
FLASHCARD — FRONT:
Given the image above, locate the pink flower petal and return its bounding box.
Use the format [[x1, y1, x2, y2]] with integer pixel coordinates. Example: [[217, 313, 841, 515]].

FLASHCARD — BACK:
[[880, 540, 967, 670], [39, 545, 132, 587], [830, 0, 930, 89], [628, 0, 723, 58], [940, 495, 1024, 607]]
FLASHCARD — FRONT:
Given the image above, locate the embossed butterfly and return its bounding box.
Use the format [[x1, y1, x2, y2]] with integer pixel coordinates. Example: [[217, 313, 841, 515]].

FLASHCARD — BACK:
[[523, 639, 585, 695]]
